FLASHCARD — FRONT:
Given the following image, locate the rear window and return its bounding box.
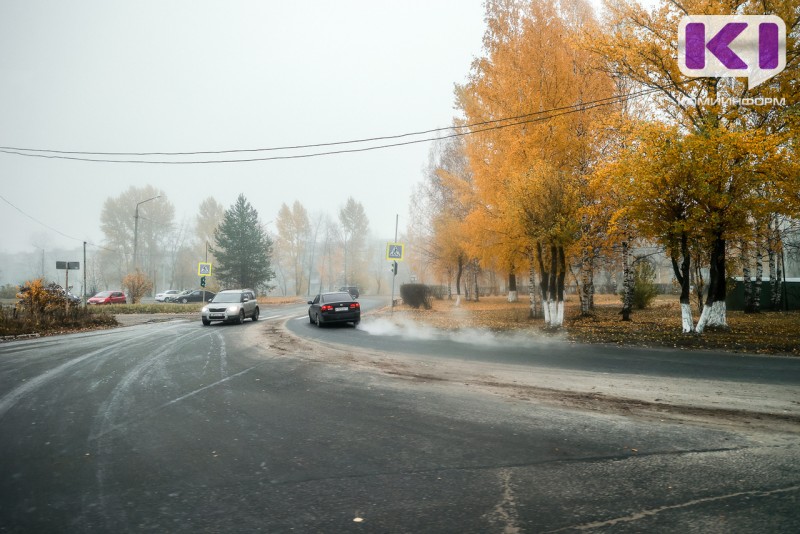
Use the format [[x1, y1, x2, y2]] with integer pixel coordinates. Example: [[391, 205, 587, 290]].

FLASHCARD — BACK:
[[322, 292, 352, 303]]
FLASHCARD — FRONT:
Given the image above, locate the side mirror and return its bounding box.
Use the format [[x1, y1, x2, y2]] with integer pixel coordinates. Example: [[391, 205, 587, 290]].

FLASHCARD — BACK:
[[307, 301, 313, 305]]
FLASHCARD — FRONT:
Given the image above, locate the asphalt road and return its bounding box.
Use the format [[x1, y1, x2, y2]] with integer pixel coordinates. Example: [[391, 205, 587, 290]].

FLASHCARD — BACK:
[[1, 303, 799, 532], [289, 298, 800, 385]]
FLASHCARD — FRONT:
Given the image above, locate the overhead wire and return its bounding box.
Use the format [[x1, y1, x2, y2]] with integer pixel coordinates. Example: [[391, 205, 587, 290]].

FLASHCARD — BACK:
[[0, 193, 117, 252], [0, 87, 661, 164]]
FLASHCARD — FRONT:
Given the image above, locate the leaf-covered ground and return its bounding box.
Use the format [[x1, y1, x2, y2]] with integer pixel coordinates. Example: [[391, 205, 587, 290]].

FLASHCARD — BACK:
[[380, 295, 800, 357]]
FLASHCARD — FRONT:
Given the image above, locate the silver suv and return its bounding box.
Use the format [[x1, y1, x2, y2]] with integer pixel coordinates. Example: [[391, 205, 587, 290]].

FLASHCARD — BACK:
[[201, 289, 259, 325]]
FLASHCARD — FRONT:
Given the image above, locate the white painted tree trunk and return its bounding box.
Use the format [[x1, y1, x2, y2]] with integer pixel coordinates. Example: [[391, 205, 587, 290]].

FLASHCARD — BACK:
[[508, 290, 518, 303], [681, 303, 694, 333], [695, 303, 712, 333], [528, 263, 539, 318], [555, 301, 565, 327], [547, 299, 559, 327], [543, 298, 552, 325], [707, 301, 728, 328]]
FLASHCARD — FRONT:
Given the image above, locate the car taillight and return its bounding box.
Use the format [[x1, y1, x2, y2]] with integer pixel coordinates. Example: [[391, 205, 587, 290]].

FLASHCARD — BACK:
[[350, 302, 360, 309], [321, 304, 333, 312]]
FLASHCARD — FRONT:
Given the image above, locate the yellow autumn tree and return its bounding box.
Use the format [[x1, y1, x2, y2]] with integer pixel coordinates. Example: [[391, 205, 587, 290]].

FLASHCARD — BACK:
[[275, 201, 311, 296], [410, 137, 476, 299], [455, 0, 617, 327], [590, 0, 800, 332]]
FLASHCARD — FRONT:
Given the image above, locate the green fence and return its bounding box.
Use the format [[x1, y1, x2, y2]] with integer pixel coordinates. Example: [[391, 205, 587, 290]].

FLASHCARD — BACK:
[[726, 279, 800, 311]]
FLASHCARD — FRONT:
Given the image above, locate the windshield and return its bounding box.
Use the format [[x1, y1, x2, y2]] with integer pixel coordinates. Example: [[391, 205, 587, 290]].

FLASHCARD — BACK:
[[212, 293, 242, 303], [94, 291, 112, 297]]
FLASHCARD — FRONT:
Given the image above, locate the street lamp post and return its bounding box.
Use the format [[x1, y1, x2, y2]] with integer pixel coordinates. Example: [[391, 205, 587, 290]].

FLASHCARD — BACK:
[[133, 195, 160, 270]]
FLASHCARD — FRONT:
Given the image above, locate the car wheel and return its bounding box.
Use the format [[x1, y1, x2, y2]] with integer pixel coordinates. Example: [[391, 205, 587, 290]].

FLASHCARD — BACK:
[[309, 312, 314, 324], [315, 313, 323, 327], [353, 319, 360, 327], [251, 307, 259, 321], [181, 298, 188, 304], [202, 318, 211, 326], [238, 310, 245, 324]]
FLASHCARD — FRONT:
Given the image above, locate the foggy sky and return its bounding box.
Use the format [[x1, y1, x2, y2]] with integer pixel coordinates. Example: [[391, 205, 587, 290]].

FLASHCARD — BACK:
[[0, 0, 488, 263]]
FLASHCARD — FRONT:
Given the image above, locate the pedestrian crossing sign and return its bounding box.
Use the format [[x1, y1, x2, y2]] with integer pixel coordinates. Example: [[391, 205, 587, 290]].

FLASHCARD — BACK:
[[386, 243, 404, 261], [198, 262, 213, 276]]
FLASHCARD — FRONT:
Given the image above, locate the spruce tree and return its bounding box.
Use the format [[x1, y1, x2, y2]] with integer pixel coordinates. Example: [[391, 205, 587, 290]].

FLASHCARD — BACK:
[[213, 194, 274, 291]]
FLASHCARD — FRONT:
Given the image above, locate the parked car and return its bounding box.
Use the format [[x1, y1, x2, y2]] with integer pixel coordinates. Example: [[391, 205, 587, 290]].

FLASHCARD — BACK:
[[308, 291, 360, 327], [171, 289, 215, 304], [201, 289, 259, 325], [338, 286, 360, 298], [87, 291, 127, 305], [165, 290, 190, 303], [155, 289, 180, 302]]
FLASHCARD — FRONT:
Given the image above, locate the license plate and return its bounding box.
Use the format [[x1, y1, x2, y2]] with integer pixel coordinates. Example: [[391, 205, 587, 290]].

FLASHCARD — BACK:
[[210, 314, 224, 318], [335, 307, 348, 312]]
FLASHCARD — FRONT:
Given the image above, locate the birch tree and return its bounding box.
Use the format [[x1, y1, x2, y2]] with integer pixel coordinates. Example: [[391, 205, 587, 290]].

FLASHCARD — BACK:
[[591, 0, 800, 331], [276, 201, 311, 296]]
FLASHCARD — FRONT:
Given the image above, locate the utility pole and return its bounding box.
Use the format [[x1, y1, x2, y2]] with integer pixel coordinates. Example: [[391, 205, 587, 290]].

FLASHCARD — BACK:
[[83, 241, 87, 306], [391, 214, 398, 314], [133, 195, 160, 270]]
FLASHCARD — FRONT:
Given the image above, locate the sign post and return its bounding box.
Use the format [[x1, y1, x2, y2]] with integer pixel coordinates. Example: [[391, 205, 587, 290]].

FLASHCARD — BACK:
[[386, 215, 404, 313], [198, 262, 213, 303], [56, 261, 80, 310]]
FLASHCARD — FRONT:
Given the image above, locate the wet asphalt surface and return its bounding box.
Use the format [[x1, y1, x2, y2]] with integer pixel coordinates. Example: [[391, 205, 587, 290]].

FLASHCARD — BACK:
[[1, 303, 799, 533]]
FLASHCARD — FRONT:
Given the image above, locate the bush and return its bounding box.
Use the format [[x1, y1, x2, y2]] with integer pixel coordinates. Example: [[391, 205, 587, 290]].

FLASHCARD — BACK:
[[428, 285, 448, 300], [400, 284, 432, 309], [122, 269, 154, 304], [16, 279, 70, 314], [632, 260, 660, 310]]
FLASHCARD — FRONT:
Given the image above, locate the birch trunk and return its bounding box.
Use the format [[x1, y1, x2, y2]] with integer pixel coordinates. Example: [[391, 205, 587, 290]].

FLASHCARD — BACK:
[[620, 237, 632, 321], [754, 232, 763, 313], [696, 234, 728, 332], [579, 245, 594, 315], [536, 243, 550, 324], [768, 217, 781, 310], [508, 272, 518, 303], [742, 238, 754, 313], [768, 225, 776, 309], [455, 254, 464, 305], [671, 232, 693, 333], [547, 244, 558, 327], [555, 246, 566, 327], [472, 260, 480, 302], [528, 255, 539, 319]]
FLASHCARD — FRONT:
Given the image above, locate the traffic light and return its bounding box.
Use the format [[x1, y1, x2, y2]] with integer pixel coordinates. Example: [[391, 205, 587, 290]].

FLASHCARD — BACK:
[[390, 261, 398, 276], [200, 276, 206, 287]]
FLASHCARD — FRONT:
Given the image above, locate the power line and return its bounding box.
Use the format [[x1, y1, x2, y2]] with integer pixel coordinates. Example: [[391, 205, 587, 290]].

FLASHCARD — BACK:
[[0, 88, 660, 165], [0, 193, 116, 252]]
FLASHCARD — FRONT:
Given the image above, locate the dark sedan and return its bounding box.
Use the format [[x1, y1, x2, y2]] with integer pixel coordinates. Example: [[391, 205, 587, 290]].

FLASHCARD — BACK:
[[169, 289, 215, 304], [308, 291, 360, 327]]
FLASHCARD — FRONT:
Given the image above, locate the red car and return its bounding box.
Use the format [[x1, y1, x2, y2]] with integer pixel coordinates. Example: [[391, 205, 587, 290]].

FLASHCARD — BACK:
[[87, 291, 127, 305]]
